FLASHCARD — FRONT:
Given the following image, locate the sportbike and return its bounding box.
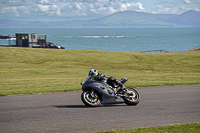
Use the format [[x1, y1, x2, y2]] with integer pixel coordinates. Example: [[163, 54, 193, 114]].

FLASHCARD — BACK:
[[81, 69, 140, 107]]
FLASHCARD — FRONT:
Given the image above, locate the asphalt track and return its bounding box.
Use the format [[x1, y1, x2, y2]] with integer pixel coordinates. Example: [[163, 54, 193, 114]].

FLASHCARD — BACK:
[[0, 85, 200, 133]]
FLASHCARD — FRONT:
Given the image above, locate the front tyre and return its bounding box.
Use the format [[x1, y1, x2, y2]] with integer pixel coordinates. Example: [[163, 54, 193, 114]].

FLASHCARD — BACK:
[[122, 87, 140, 106], [81, 91, 101, 107]]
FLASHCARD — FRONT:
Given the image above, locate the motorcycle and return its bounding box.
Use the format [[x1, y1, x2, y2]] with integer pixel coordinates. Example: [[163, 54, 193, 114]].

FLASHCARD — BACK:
[[80, 70, 140, 107]]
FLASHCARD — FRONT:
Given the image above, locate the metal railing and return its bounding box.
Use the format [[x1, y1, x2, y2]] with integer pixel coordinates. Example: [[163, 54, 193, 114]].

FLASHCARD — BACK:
[[141, 50, 168, 53]]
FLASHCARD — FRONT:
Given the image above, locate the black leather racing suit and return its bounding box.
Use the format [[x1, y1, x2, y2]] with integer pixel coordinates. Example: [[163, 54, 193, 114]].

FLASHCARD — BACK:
[[94, 73, 126, 93]]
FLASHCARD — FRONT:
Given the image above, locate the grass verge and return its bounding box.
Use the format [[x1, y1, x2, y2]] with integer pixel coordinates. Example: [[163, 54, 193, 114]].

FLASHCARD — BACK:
[[95, 122, 200, 133], [0, 47, 200, 96]]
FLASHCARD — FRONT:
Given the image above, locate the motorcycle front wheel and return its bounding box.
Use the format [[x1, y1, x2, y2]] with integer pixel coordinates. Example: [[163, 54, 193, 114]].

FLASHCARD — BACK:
[[122, 87, 140, 106], [81, 91, 101, 107]]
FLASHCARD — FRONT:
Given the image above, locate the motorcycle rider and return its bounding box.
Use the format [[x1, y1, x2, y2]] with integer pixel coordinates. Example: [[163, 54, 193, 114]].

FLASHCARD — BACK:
[[88, 69, 126, 93]]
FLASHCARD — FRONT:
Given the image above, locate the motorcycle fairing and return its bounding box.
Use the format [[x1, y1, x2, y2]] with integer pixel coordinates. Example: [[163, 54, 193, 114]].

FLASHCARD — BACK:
[[82, 79, 124, 104]]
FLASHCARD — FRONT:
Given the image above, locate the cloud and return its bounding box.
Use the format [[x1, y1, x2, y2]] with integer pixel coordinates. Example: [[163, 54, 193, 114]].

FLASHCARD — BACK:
[[120, 2, 145, 11], [90, 6, 117, 15], [88, 1, 145, 16], [37, 4, 49, 12], [154, 4, 183, 14], [149, 0, 200, 14], [0, 0, 200, 21], [184, 0, 192, 4], [75, 2, 82, 10], [0, 0, 145, 17], [37, 4, 61, 16]]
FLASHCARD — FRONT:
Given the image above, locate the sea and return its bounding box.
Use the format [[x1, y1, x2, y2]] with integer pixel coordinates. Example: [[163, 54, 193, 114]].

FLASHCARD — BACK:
[[0, 28, 200, 52]]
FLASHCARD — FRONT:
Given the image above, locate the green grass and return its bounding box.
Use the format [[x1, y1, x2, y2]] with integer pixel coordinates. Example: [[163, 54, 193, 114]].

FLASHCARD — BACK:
[[95, 122, 200, 133], [0, 47, 200, 96]]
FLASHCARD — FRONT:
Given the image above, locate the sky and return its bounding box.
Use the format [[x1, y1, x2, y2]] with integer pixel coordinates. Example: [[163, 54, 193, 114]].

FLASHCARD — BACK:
[[0, 0, 200, 21]]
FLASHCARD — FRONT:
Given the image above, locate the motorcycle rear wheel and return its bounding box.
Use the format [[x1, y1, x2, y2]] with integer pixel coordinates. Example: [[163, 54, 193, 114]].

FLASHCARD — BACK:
[[122, 87, 140, 106], [81, 91, 101, 107]]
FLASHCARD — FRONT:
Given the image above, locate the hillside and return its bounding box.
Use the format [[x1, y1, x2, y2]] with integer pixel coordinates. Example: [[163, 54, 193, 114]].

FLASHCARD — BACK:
[[0, 10, 200, 28], [0, 47, 200, 96]]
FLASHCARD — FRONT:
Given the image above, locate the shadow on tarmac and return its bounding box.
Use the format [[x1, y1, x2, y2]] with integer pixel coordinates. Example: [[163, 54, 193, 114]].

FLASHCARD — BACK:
[[53, 103, 126, 108]]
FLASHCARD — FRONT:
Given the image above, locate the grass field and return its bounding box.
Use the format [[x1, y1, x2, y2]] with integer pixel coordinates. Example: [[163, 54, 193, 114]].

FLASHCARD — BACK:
[[0, 47, 200, 96], [95, 122, 200, 133]]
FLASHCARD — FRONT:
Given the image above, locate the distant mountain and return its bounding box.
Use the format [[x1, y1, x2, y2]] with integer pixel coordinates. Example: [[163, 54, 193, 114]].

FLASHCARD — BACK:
[[168, 10, 200, 26], [0, 10, 200, 28]]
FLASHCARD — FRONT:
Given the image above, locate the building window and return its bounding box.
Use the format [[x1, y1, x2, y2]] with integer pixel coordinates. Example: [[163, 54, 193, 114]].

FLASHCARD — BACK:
[[32, 35, 35, 39], [21, 35, 28, 39]]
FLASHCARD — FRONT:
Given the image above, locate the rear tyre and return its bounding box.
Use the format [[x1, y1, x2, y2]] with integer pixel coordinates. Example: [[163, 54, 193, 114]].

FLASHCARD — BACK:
[[122, 87, 140, 106], [81, 91, 101, 107]]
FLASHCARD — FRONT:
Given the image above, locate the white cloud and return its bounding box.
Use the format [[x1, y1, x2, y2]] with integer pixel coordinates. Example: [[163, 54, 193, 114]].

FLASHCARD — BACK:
[[120, 2, 145, 11], [38, 4, 49, 12], [0, 6, 19, 15], [36, 3, 62, 16], [154, 4, 185, 14], [39, 0, 50, 4], [137, 2, 145, 10], [88, 1, 145, 15], [184, 0, 192, 4], [75, 2, 82, 10], [0, 0, 200, 21], [150, 0, 200, 14], [93, 6, 117, 14], [120, 3, 132, 11]]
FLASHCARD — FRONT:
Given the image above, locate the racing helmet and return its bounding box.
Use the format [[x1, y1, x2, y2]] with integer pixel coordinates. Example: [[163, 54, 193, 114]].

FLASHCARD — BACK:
[[88, 69, 98, 79]]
